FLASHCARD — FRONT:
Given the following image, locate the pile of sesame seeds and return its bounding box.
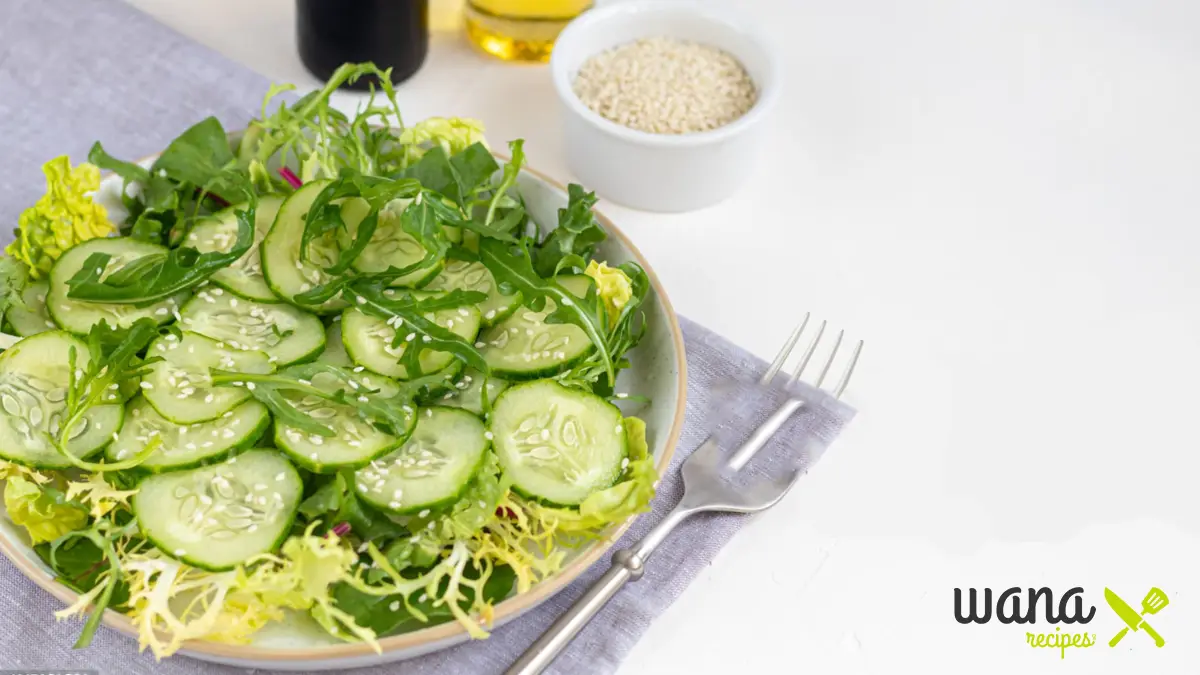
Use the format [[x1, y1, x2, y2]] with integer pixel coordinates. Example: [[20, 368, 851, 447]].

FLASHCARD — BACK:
[[572, 37, 758, 135]]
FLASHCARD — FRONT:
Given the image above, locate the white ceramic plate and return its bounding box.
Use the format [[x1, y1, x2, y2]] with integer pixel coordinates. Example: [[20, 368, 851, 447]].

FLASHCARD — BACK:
[[0, 154, 687, 670]]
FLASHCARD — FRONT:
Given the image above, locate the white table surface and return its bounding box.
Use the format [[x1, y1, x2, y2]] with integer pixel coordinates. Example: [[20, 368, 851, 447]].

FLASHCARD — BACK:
[[124, 0, 1200, 672]]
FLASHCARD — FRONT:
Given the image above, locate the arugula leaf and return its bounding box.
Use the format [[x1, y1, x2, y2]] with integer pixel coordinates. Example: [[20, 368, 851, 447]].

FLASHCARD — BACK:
[[44, 518, 139, 648], [332, 563, 514, 636], [34, 535, 130, 608], [556, 262, 650, 393], [64, 201, 254, 304], [211, 362, 419, 438], [347, 284, 490, 376], [479, 238, 614, 382], [300, 170, 421, 270], [484, 140, 525, 228], [151, 117, 240, 199], [87, 142, 151, 184], [533, 184, 607, 277], [54, 320, 163, 472]]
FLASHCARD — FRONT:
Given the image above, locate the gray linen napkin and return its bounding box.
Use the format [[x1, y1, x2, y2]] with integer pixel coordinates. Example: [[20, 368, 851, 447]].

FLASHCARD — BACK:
[[0, 2, 856, 673]]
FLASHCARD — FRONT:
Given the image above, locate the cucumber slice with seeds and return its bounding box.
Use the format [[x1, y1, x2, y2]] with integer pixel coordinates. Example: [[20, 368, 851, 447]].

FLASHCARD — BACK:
[[179, 289, 324, 366], [441, 368, 510, 416], [424, 260, 521, 326], [184, 196, 284, 303], [6, 281, 55, 337], [260, 180, 348, 314], [344, 198, 443, 288], [356, 407, 489, 514], [48, 238, 187, 335], [0, 331, 124, 468], [477, 276, 595, 380], [106, 396, 269, 472], [133, 449, 302, 571], [316, 321, 352, 367], [142, 331, 274, 424], [341, 300, 481, 380], [490, 380, 627, 506], [274, 369, 415, 472]]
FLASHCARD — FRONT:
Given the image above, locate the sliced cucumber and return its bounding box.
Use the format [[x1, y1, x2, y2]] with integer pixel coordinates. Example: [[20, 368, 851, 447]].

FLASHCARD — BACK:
[[133, 449, 302, 571], [437, 368, 509, 416], [47, 238, 187, 334], [356, 407, 489, 514], [490, 380, 627, 506], [424, 260, 521, 326], [316, 321, 352, 367], [0, 331, 124, 468], [275, 369, 415, 472], [260, 180, 348, 314], [341, 300, 481, 380], [184, 196, 284, 302], [477, 276, 595, 380], [179, 289, 323, 365], [343, 198, 443, 288], [142, 331, 274, 424], [6, 281, 56, 337], [106, 397, 269, 472]]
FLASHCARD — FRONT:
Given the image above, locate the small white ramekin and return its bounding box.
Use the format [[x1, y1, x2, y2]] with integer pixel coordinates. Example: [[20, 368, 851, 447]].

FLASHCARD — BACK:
[[550, 2, 780, 213]]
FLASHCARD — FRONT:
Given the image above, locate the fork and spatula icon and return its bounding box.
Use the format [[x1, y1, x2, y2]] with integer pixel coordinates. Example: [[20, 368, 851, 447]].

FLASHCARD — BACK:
[[1105, 587, 1168, 648]]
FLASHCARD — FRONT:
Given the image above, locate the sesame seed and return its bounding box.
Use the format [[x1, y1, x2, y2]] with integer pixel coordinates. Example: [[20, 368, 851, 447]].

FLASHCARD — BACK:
[[389, 600, 400, 611], [484, 431, 493, 440], [574, 36, 757, 134], [418, 509, 430, 518]]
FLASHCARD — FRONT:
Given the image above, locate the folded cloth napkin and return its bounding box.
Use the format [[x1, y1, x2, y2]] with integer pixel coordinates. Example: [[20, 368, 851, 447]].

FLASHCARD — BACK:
[[0, 2, 857, 673]]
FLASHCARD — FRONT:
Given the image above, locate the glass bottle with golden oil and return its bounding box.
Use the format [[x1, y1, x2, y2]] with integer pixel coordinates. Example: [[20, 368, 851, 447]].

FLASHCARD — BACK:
[[464, 0, 593, 62]]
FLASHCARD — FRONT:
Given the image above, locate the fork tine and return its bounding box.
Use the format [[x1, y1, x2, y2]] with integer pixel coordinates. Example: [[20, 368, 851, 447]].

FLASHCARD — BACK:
[[759, 313, 810, 385], [813, 329, 844, 389], [831, 340, 864, 399], [788, 319, 827, 384]]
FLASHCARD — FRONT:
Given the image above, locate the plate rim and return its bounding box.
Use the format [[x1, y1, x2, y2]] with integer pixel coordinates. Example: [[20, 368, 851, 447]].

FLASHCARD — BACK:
[[0, 155, 688, 662]]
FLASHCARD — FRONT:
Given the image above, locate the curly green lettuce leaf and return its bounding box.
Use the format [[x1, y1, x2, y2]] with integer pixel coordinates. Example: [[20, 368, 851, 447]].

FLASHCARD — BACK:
[[475, 417, 655, 593], [584, 260, 633, 327], [64, 473, 138, 519], [119, 524, 377, 659], [7, 157, 117, 279], [4, 475, 88, 545], [396, 117, 487, 166], [238, 524, 379, 649]]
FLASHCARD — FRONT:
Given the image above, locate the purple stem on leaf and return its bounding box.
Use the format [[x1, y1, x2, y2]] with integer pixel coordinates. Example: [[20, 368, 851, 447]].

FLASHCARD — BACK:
[[279, 167, 303, 189]]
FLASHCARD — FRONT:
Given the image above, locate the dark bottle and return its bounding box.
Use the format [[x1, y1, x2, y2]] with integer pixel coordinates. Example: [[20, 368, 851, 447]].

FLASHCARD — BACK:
[[296, 0, 429, 91]]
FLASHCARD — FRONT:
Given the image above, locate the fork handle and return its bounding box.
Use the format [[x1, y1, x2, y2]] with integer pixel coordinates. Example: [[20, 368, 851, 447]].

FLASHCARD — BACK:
[[506, 506, 693, 675], [505, 549, 643, 675]]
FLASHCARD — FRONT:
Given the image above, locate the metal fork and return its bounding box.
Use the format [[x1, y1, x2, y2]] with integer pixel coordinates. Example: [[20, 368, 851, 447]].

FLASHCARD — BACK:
[[506, 314, 863, 675]]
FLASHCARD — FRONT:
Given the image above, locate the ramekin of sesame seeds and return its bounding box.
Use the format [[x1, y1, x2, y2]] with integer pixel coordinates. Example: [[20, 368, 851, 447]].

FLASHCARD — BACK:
[[550, 2, 779, 212]]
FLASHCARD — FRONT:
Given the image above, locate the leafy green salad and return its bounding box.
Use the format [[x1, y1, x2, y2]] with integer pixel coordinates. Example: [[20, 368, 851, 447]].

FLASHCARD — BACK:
[[0, 63, 656, 658]]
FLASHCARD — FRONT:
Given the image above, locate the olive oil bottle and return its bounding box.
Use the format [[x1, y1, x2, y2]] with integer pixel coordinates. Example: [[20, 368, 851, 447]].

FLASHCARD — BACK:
[[465, 0, 592, 62]]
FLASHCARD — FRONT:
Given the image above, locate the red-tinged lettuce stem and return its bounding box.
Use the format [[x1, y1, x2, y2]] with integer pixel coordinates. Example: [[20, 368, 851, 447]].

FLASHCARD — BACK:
[[279, 167, 303, 189]]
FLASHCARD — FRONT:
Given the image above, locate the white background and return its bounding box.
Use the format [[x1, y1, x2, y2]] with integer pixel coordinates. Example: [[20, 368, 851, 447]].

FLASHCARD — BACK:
[[124, 0, 1200, 672]]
